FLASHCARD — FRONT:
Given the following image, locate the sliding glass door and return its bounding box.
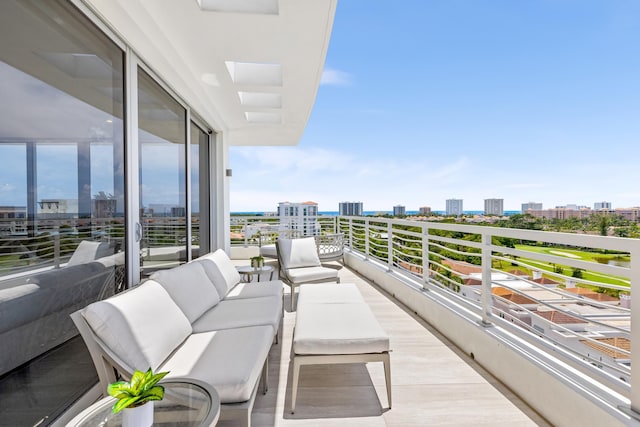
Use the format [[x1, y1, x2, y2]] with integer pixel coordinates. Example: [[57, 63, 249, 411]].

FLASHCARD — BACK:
[[191, 122, 211, 257], [0, 1, 125, 424], [137, 68, 187, 276], [0, 2, 217, 423]]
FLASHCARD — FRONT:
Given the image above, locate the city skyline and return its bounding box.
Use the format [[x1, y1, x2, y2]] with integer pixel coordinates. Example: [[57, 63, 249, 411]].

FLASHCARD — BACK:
[[229, 1, 640, 212], [232, 197, 634, 214]]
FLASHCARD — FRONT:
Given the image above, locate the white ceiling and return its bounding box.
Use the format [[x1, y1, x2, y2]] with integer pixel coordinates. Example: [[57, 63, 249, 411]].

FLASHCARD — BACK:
[[82, 0, 337, 146]]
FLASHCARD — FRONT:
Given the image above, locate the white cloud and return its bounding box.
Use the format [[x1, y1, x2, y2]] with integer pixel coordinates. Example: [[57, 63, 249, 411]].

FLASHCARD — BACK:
[[320, 68, 353, 86], [229, 145, 478, 212]]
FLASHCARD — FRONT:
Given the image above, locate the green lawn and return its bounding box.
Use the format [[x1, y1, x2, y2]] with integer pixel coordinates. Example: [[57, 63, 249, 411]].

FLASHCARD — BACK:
[[492, 245, 631, 289]]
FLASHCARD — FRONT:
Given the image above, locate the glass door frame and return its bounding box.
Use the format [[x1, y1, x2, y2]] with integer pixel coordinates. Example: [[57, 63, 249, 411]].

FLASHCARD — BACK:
[[125, 55, 215, 285]]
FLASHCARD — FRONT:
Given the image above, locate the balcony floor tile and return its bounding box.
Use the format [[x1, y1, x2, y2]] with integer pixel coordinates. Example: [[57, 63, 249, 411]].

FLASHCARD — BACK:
[[225, 260, 550, 427]]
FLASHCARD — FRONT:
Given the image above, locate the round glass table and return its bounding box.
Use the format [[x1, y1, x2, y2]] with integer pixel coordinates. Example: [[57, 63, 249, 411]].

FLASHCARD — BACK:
[[66, 378, 220, 427], [237, 265, 274, 283]]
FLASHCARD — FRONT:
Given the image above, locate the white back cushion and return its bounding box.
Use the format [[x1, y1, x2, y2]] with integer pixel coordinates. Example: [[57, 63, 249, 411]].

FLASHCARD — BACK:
[[150, 262, 221, 322], [278, 237, 321, 269], [195, 249, 241, 297], [83, 280, 192, 371], [67, 240, 112, 266]]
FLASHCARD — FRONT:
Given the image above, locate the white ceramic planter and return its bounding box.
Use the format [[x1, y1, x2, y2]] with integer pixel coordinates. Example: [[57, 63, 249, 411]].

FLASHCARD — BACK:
[[122, 401, 153, 427]]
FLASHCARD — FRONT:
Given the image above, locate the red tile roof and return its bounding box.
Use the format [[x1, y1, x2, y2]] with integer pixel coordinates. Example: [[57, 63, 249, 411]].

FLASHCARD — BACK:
[[508, 269, 529, 277], [580, 337, 630, 359], [503, 293, 538, 305], [531, 277, 559, 285], [492, 287, 513, 297], [491, 287, 537, 305], [442, 260, 482, 275], [535, 310, 587, 324], [564, 287, 619, 302]]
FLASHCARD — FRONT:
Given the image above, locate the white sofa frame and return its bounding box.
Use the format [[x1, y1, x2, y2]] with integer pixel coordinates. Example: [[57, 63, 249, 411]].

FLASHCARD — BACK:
[[71, 309, 268, 427], [291, 352, 391, 414]]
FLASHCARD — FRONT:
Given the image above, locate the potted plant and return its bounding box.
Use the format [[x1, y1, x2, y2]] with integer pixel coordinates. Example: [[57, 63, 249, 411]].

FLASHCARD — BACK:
[[107, 368, 169, 427], [250, 255, 264, 269]]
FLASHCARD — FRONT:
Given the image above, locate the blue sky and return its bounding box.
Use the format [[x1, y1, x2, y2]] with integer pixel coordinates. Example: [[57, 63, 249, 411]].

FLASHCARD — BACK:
[[230, 0, 640, 213]]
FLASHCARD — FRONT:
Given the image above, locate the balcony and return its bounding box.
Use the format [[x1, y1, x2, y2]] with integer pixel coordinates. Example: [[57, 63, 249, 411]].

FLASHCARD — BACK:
[[230, 215, 640, 426], [227, 256, 549, 426]]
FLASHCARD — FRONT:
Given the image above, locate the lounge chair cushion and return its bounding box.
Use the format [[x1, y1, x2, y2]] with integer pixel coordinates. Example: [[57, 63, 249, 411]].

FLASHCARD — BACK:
[[278, 237, 321, 269], [191, 296, 282, 336], [224, 280, 283, 300], [161, 326, 273, 403], [67, 240, 112, 266], [286, 266, 339, 283], [259, 244, 277, 259], [297, 283, 363, 305], [83, 280, 191, 371], [150, 262, 220, 323], [293, 302, 389, 355], [194, 249, 241, 297]]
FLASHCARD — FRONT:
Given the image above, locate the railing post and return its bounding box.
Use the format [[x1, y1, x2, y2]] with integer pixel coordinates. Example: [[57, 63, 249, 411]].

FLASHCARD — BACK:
[[387, 220, 393, 271], [363, 219, 369, 259], [243, 217, 248, 248], [348, 217, 353, 250], [422, 225, 429, 289], [630, 246, 640, 415], [480, 232, 493, 326], [54, 224, 60, 268]]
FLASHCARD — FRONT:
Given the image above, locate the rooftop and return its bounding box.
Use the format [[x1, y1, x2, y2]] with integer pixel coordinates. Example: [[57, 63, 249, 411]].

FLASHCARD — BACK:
[[581, 337, 631, 360]]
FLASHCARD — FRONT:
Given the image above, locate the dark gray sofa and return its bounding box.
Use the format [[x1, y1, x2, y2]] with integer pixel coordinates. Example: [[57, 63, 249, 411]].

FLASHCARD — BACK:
[[0, 243, 123, 376]]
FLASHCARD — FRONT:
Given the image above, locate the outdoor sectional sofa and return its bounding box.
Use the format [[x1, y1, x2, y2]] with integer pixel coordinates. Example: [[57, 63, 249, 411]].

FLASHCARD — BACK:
[[0, 240, 123, 376], [72, 249, 283, 427]]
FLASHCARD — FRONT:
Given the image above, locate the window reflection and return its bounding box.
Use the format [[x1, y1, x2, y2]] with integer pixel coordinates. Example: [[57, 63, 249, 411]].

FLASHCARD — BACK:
[[138, 68, 187, 274], [191, 122, 211, 257], [0, 1, 125, 424]]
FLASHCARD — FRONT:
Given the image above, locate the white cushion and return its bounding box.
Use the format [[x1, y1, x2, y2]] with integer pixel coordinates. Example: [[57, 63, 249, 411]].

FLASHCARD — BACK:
[[293, 303, 389, 355], [225, 280, 283, 300], [67, 240, 112, 266], [259, 244, 277, 259], [83, 280, 192, 371], [150, 262, 221, 323], [278, 237, 320, 269], [161, 326, 273, 403], [194, 249, 241, 297], [297, 283, 363, 305], [287, 266, 339, 283], [191, 296, 282, 335]]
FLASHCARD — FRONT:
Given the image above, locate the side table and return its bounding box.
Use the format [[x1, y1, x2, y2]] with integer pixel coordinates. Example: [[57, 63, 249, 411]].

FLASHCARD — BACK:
[[66, 378, 220, 427], [237, 265, 274, 283]]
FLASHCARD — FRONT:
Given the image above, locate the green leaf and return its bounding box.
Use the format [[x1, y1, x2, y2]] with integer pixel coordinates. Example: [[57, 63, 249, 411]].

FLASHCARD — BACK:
[[107, 381, 133, 399], [112, 396, 141, 413], [147, 371, 169, 388], [129, 369, 146, 394], [108, 368, 170, 412], [141, 385, 165, 401]]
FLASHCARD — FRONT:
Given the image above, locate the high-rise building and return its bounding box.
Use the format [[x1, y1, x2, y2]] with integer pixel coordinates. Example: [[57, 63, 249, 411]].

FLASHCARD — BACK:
[[418, 206, 432, 215], [339, 201, 363, 216], [393, 205, 406, 216], [278, 201, 319, 236], [594, 201, 612, 210], [446, 199, 463, 216], [484, 199, 504, 216], [521, 202, 542, 212]]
